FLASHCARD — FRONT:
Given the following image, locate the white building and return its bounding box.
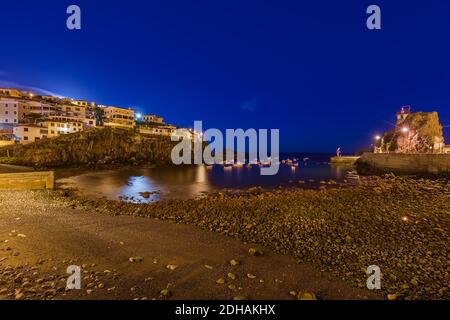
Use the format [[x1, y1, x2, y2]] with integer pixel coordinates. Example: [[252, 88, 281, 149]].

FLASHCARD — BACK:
[[22, 100, 57, 118], [0, 98, 26, 126], [139, 124, 176, 136], [13, 124, 49, 144], [42, 120, 84, 137]]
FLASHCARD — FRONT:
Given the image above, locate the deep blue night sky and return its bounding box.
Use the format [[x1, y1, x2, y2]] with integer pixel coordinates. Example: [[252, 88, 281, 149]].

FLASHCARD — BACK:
[[1, 0, 449, 152]]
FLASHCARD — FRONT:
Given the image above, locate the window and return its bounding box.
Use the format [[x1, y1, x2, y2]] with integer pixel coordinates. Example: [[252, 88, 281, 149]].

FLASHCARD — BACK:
[[23, 137, 28, 141], [5, 111, 8, 114], [24, 128, 29, 132]]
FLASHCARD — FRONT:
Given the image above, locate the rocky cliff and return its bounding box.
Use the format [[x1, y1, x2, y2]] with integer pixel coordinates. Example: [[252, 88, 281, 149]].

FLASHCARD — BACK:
[[0, 128, 178, 168]]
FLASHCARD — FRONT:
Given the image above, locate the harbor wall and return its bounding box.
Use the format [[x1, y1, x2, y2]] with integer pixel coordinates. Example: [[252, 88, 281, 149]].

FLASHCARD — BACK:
[[0, 171, 54, 190], [356, 153, 450, 176]]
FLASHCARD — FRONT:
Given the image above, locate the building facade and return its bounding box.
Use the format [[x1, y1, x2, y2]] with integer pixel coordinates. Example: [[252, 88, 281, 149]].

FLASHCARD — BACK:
[[0, 98, 26, 126], [143, 114, 164, 124], [139, 124, 176, 136], [13, 124, 49, 144], [100, 105, 135, 128], [0, 88, 22, 98], [43, 120, 84, 137]]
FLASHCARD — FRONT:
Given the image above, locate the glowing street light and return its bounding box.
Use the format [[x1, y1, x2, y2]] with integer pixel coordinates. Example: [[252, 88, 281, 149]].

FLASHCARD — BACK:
[[401, 127, 409, 133], [136, 113, 142, 120], [375, 135, 381, 140]]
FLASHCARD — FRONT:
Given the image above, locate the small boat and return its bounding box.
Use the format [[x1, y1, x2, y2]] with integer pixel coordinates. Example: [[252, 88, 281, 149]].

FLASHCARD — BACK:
[[223, 160, 234, 168], [261, 160, 272, 167]]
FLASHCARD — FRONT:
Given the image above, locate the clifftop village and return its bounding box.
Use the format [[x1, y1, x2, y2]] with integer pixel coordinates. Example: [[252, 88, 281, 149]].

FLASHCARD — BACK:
[[0, 87, 192, 146]]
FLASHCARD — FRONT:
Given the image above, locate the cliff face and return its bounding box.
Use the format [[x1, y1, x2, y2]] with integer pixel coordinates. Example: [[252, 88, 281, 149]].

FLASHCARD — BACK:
[[0, 128, 178, 168], [379, 112, 444, 153]]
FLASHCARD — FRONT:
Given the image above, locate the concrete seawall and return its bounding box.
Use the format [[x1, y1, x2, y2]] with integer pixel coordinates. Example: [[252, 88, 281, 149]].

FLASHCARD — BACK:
[[0, 171, 54, 190], [356, 153, 450, 176], [330, 156, 360, 165]]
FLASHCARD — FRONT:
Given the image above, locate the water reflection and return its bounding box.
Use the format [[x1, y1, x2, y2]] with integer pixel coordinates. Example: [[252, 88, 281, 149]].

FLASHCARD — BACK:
[[59, 158, 355, 203]]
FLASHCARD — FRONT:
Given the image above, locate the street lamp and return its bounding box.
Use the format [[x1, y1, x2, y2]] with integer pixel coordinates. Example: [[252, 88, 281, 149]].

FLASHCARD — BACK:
[[401, 127, 409, 133]]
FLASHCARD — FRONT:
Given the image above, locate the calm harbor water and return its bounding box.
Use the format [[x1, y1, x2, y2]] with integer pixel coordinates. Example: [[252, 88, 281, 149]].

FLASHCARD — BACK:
[[59, 154, 356, 202]]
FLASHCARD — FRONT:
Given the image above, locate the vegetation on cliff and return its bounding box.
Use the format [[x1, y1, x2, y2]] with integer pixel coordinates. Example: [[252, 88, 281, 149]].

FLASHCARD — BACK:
[[379, 112, 444, 153], [0, 128, 177, 167]]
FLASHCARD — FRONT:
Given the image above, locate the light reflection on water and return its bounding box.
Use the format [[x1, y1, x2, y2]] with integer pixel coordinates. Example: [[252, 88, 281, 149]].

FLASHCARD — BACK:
[[59, 159, 355, 203]]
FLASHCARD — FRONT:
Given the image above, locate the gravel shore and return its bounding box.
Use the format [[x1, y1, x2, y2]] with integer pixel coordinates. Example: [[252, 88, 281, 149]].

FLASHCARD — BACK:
[[0, 174, 448, 300], [74, 174, 449, 300], [0, 189, 374, 300]]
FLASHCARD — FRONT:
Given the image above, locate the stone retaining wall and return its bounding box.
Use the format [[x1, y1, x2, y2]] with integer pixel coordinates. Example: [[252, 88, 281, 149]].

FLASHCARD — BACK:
[[356, 153, 450, 176], [0, 171, 54, 190]]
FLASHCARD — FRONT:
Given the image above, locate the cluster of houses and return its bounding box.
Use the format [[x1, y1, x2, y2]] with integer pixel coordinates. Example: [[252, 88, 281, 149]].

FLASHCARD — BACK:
[[0, 88, 186, 145]]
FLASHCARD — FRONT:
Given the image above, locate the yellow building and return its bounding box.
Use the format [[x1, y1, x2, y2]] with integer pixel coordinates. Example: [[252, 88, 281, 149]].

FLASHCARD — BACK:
[[72, 100, 89, 107], [143, 114, 164, 124], [100, 105, 135, 128], [0, 88, 21, 98]]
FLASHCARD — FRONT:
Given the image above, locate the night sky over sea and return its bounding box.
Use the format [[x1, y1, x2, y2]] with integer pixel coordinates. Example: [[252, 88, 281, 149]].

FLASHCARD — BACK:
[[0, 0, 449, 152]]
